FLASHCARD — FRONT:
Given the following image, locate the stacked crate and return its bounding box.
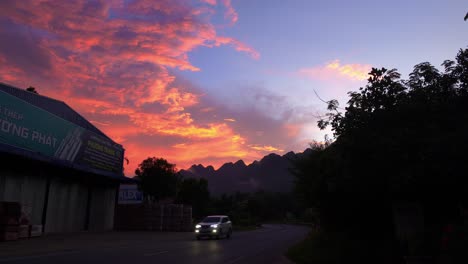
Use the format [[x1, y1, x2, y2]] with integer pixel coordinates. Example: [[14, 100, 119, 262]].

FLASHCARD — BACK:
[[162, 205, 173, 231], [0, 202, 21, 242], [170, 204, 183, 231], [18, 204, 32, 239], [143, 204, 163, 231], [114, 203, 193, 232], [181, 206, 193, 232]]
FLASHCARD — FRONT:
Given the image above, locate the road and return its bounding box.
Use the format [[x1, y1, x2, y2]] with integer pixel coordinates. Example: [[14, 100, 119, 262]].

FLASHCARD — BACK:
[[0, 225, 309, 264]]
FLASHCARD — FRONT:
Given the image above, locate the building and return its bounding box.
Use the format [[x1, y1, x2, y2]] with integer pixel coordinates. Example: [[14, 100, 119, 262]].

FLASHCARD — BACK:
[[0, 82, 127, 233]]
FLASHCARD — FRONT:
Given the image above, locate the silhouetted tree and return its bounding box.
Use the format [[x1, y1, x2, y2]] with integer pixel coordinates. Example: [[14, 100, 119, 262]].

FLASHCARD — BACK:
[[26, 86, 38, 94], [135, 157, 178, 202], [176, 178, 210, 218], [294, 47, 468, 262]]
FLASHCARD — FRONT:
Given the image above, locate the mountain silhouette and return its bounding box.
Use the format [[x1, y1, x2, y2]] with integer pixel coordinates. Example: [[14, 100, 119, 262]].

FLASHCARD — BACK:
[[179, 149, 311, 195]]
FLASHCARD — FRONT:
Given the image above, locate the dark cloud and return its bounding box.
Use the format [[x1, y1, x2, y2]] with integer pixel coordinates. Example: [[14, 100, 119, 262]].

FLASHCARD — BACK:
[[0, 19, 52, 76]]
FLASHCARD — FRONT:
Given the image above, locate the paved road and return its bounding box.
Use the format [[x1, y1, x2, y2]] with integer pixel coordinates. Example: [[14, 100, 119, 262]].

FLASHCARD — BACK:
[[0, 225, 309, 264]]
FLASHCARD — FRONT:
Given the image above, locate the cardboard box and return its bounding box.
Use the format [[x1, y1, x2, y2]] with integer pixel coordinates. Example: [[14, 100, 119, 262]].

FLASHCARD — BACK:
[[30, 225, 43, 237]]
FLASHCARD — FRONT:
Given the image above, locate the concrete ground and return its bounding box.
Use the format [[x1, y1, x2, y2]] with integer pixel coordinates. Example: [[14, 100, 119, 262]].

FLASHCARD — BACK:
[[0, 224, 309, 264]]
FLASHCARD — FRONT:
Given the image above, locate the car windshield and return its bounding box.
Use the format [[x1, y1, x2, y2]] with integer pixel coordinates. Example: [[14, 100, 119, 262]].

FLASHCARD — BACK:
[[202, 217, 221, 223]]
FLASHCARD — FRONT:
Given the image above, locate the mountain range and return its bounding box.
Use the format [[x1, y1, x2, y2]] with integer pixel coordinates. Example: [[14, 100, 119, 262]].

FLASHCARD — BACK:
[[179, 148, 313, 195]]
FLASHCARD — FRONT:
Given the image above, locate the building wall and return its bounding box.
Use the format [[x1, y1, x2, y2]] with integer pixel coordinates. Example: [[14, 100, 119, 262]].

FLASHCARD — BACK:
[[0, 167, 46, 225], [0, 156, 118, 234], [45, 177, 89, 233], [88, 185, 117, 231]]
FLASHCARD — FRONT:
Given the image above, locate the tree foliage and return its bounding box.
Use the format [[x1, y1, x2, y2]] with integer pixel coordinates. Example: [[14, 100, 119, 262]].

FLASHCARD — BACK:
[[26, 86, 38, 94], [135, 157, 178, 201], [176, 178, 210, 218], [294, 48, 468, 260], [208, 191, 299, 225]]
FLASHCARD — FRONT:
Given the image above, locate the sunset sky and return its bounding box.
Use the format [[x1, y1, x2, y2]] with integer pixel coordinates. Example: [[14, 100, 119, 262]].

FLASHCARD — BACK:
[[0, 0, 466, 175]]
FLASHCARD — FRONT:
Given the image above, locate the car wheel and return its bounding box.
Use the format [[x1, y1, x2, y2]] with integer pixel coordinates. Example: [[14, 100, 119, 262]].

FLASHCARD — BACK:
[[196, 236, 200, 240], [227, 229, 232, 239]]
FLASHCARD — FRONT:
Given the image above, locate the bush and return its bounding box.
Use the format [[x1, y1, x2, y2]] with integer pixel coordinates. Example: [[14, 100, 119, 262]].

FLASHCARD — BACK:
[[287, 230, 403, 264]]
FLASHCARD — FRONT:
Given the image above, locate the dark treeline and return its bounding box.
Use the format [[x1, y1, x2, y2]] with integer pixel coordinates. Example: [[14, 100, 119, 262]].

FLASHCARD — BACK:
[[134, 46, 468, 263], [205, 191, 301, 227], [134, 157, 303, 227], [290, 48, 468, 263]]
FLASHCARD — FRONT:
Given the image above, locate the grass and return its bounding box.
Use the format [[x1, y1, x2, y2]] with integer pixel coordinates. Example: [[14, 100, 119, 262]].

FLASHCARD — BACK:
[[286, 230, 340, 264], [286, 230, 400, 264]]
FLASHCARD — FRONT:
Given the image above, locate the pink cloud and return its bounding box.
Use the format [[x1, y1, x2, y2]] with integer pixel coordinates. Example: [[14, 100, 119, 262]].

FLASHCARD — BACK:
[[222, 0, 238, 25], [201, 0, 217, 5], [0, 0, 316, 176], [215, 36, 260, 59], [299, 60, 372, 81]]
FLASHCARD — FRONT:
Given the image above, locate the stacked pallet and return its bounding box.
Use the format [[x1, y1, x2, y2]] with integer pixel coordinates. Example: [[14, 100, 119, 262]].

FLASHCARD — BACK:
[[181, 206, 193, 232], [143, 203, 163, 231], [0, 202, 21, 242], [162, 205, 172, 231], [18, 204, 32, 238], [114, 203, 193, 232]]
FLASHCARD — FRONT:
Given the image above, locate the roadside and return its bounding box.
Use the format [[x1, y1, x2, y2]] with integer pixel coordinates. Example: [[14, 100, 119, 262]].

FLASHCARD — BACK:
[[0, 231, 191, 259], [0, 225, 309, 264]]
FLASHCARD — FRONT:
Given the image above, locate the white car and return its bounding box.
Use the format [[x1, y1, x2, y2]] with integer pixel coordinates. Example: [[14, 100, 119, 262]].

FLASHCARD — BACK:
[[195, 215, 232, 240]]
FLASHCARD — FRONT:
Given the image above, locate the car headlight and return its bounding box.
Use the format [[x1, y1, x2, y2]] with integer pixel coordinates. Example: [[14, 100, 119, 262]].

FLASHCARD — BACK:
[[195, 224, 201, 228], [210, 224, 218, 228], [212, 229, 217, 233]]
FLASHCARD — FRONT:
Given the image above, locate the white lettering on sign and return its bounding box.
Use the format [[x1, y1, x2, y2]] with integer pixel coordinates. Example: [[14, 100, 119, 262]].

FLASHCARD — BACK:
[[31, 131, 58, 148], [2, 107, 24, 120], [118, 184, 143, 204], [0, 117, 58, 148], [0, 118, 29, 139]]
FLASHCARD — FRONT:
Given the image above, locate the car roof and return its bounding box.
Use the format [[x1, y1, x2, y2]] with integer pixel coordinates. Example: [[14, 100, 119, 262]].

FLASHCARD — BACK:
[[205, 215, 228, 218]]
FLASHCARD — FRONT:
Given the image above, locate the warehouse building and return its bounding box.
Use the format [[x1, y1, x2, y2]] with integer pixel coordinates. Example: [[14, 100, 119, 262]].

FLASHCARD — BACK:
[[0, 82, 126, 233]]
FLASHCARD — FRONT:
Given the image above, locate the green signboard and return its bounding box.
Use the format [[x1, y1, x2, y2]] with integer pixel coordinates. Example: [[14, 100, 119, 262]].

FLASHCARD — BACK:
[[0, 90, 124, 175]]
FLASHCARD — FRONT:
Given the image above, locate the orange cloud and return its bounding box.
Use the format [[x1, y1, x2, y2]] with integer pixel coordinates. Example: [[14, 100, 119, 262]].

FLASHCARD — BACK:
[[0, 0, 311, 176], [122, 128, 256, 172], [89, 120, 111, 126], [299, 60, 372, 81], [249, 145, 284, 152]]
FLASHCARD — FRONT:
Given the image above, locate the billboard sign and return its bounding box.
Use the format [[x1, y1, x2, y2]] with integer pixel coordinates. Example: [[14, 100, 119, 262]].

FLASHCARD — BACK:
[[0, 89, 124, 175], [118, 184, 143, 204]]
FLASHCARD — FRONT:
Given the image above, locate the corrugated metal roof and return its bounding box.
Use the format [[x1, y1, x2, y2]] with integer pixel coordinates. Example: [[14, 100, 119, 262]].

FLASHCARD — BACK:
[[0, 82, 110, 140]]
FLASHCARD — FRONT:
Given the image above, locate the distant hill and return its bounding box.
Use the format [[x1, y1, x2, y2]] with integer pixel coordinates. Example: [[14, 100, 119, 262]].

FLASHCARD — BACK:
[[179, 148, 313, 195]]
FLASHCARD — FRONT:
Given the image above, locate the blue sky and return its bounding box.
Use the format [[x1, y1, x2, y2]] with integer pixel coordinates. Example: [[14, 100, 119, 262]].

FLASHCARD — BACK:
[[0, 0, 466, 173]]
